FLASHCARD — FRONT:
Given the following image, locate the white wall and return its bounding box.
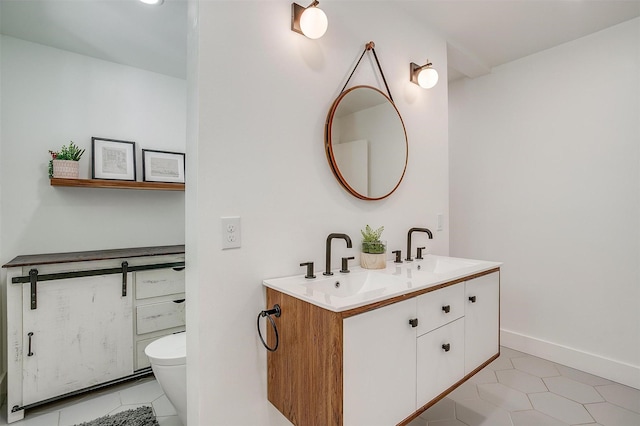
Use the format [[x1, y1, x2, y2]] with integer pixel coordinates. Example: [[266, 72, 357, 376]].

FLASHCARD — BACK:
[[186, 1, 449, 424], [0, 35, 187, 261], [450, 18, 639, 388]]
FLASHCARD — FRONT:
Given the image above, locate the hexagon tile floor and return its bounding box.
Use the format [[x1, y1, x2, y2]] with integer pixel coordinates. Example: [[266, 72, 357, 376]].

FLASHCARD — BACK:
[[1, 347, 639, 426], [408, 346, 640, 426]]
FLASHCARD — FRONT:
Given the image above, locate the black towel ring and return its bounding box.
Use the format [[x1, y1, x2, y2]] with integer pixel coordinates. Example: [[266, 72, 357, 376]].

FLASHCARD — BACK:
[[257, 304, 281, 352]]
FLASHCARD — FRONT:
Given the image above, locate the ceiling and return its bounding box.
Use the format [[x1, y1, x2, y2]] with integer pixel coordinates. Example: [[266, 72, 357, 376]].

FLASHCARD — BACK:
[[1, 1, 639, 81]]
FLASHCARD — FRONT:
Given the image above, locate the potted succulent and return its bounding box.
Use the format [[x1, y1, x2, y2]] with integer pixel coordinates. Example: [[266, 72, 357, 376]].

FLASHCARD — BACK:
[[360, 225, 387, 269], [48, 141, 85, 179]]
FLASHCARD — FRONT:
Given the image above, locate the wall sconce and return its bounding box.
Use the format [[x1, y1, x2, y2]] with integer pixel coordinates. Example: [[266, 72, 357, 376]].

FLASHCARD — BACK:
[[410, 61, 439, 89], [291, 1, 328, 39]]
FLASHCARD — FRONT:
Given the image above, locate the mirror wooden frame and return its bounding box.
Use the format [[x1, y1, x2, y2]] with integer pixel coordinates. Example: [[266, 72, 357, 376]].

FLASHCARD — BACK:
[[325, 85, 408, 201]]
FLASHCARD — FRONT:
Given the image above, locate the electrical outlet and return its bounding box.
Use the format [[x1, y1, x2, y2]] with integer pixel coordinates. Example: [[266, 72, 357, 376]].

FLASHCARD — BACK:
[[437, 213, 444, 231], [221, 216, 241, 249]]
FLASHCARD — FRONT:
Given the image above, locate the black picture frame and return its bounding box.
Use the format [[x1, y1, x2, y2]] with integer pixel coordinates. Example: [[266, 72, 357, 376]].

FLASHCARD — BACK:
[[142, 149, 186, 184], [91, 137, 137, 181]]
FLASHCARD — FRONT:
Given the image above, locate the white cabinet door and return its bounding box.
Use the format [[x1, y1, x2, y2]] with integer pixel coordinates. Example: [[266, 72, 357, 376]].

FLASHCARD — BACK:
[[464, 272, 500, 374], [417, 317, 465, 407], [21, 274, 133, 405], [343, 298, 417, 426]]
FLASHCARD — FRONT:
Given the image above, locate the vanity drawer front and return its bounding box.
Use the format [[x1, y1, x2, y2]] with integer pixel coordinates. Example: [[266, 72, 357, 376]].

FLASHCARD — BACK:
[[135, 268, 185, 300], [417, 317, 465, 407], [136, 300, 186, 334], [416, 283, 464, 335]]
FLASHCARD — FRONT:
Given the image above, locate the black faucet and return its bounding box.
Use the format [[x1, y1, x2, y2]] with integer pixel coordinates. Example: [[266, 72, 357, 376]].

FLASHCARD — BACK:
[[324, 233, 353, 276], [406, 228, 433, 261]]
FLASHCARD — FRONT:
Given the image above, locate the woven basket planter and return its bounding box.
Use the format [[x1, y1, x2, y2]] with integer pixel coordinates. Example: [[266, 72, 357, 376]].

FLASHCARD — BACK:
[[52, 160, 80, 179]]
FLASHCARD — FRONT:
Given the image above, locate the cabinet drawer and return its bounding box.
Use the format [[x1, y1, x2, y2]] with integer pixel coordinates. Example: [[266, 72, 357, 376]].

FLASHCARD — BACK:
[[416, 283, 464, 336], [135, 331, 184, 370], [136, 300, 186, 334], [135, 268, 185, 300], [417, 317, 465, 407]]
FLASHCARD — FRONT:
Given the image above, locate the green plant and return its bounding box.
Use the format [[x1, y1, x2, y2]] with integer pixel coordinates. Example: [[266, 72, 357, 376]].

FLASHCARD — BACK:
[[361, 225, 386, 254], [48, 141, 85, 177]]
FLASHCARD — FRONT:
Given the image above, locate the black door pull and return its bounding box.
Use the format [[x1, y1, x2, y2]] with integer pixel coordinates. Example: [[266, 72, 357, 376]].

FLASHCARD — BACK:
[[442, 305, 451, 313], [442, 343, 451, 352], [409, 318, 418, 328]]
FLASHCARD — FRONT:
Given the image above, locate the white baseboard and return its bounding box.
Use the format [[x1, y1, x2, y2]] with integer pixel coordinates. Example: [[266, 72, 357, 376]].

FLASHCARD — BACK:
[[501, 329, 640, 390]]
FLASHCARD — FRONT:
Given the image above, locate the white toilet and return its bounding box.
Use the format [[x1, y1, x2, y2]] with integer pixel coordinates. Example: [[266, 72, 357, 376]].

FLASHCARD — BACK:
[[145, 332, 187, 425]]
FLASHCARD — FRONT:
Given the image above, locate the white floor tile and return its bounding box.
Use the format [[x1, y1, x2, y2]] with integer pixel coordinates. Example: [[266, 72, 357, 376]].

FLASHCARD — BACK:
[[556, 364, 614, 387], [119, 380, 164, 405], [4, 412, 60, 426], [510, 409, 570, 426], [447, 382, 479, 402], [455, 398, 513, 426], [152, 394, 177, 417], [419, 397, 455, 422], [585, 401, 640, 426], [512, 356, 561, 378], [529, 392, 595, 425], [496, 368, 548, 393], [594, 383, 640, 414], [543, 376, 605, 404], [468, 368, 498, 385], [499, 346, 529, 359], [427, 419, 468, 426], [156, 415, 183, 426], [486, 354, 514, 371], [477, 382, 532, 412]]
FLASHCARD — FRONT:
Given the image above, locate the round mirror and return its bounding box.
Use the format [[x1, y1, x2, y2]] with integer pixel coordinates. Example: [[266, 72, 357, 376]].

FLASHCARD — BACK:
[[325, 85, 408, 200]]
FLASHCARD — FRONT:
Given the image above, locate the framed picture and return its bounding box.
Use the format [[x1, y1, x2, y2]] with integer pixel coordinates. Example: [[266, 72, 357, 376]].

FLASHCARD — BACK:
[[91, 137, 137, 181], [142, 149, 185, 183]]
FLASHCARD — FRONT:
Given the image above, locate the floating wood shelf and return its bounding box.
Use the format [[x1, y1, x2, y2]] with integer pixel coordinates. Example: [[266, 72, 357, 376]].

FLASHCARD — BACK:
[[50, 178, 185, 191]]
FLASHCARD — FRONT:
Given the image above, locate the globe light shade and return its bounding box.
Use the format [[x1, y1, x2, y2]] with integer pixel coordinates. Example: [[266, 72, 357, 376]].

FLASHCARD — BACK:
[[417, 67, 439, 89], [139, 0, 164, 5], [299, 6, 328, 39]]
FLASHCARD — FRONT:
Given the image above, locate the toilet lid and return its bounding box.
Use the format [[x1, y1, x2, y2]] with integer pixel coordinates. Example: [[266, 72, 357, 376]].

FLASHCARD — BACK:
[[145, 332, 186, 366]]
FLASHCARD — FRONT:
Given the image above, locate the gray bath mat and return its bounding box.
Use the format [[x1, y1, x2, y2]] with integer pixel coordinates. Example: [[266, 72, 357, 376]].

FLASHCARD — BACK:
[[74, 406, 159, 426]]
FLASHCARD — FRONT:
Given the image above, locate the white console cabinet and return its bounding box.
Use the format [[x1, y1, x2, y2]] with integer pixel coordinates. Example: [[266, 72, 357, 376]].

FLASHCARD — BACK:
[[2, 245, 185, 423]]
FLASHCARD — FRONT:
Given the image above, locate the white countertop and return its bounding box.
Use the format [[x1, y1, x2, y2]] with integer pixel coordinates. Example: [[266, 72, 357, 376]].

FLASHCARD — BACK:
[[263, 255, 502, 312]]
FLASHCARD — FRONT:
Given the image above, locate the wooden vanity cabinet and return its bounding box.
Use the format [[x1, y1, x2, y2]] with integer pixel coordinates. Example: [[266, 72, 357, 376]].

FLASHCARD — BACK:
[[266, 268, 500, 426]]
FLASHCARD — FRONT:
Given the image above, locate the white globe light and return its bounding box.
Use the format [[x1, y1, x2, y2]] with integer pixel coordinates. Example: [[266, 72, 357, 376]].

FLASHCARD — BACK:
[[299, 7, 328, 39], [417, 67, 439, 89]]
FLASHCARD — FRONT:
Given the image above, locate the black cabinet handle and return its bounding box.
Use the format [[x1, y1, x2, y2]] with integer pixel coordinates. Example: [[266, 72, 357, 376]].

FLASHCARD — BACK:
[[27, 332, 34, 357], [173, 299, 186, 304], [442, 343, 451, 352], [172, 267, 186, 271], [469, 296, 477, 303], [409, 318, 419, 328], [442, 305, 451, 313]]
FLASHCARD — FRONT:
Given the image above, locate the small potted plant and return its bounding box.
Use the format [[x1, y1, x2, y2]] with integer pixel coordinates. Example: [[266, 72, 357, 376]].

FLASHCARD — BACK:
[[360, 225, 387, 269], [48, 141, 85, 179]]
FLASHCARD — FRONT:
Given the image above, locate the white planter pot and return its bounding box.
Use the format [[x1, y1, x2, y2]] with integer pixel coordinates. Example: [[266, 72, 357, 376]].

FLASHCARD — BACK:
[[52, 160, 79, 179]]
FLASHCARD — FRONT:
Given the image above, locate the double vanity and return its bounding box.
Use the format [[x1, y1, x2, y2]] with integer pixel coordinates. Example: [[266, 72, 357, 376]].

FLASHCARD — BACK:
[[264, 254, 501, 426]]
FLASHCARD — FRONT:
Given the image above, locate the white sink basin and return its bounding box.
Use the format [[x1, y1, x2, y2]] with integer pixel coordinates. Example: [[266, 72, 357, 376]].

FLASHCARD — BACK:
[[264, 255, 502, 312], [404, 256, 482, 274], [302, 270, 403, 298]]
